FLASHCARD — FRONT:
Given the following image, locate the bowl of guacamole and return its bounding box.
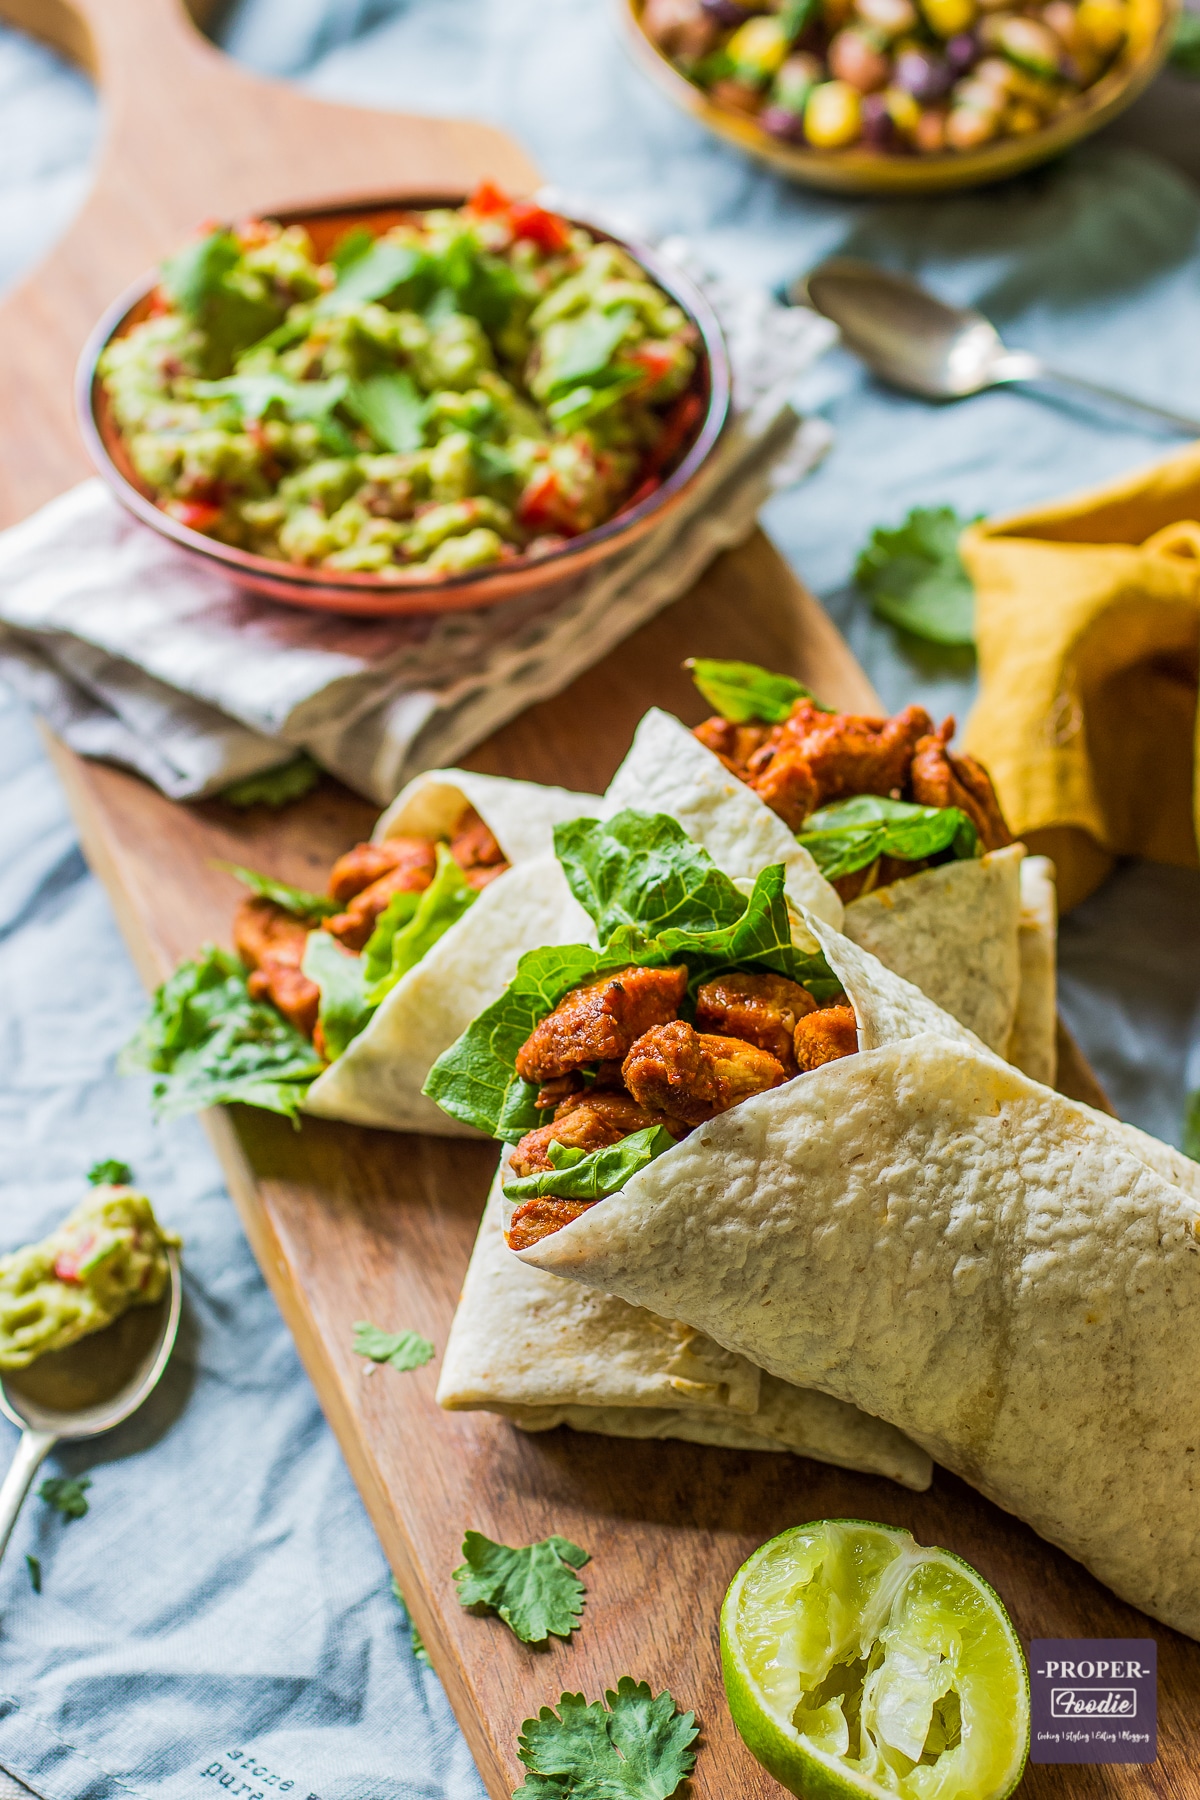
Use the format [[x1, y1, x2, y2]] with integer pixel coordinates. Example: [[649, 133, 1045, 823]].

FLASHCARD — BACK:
[[79, 185, 730, 617]]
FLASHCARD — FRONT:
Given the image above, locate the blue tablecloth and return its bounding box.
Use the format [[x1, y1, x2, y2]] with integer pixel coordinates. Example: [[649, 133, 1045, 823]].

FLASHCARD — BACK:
[[1, 5, 1199, 1796]]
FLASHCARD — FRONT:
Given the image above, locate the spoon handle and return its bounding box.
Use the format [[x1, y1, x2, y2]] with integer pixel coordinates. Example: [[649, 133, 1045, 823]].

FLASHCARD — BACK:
[[992, 351, 1200, 437], [0, 1427, 57, 1565]]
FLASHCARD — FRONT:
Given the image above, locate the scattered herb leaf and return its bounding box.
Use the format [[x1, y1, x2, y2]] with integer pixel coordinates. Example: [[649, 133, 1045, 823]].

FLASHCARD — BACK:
[[854, 505, 980, 648], [514, 1678, 698, 1800], [39, 1476, 91, 1520], [344, 370, 428, 453], [391, 1575, 431, 1664], [1171, 8, 1200, 72], [217, 755, 321, 810], [316, 240, 435, 316], [353, 1322, 435, 1371], [331, 226, 376, 272], [160, 229, 281, 373], [25, 1555, 41, 1594], [798, 795, 979, 881], [87, 1159, 132, 1188], [454, 1531, 589, 1645], [539, 307, 636, 399], [221, 863, 337, 921], [1182, 1088, 1200, 1160], [686, 657, 831, 723], [503, 1127, 675, 1205], [120, 945, 323, 1122]]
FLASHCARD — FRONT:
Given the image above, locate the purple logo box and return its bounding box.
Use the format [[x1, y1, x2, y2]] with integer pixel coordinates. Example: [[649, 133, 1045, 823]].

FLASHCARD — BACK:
[[1030, 1639, 1156, 1764]]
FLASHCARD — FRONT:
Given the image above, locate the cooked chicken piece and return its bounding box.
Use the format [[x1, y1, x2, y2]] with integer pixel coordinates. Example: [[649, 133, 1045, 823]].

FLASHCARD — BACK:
[[509, 1092, 675, 1178], [515, 965, 689, 1084], [328, 835, 437, 904], [694, 971, 818, 1073], [325, 858, 434, 952], [448, 805, 507, 877], [831, 853, 927, 906], [462, 862, 507, 892], [793, 1004, 859, 1072], [772, 700, 933, 809], [507, 1197, 595, 1251], [909, 721, 1013, 852], [535, 1073, 584, 1111], [623, 1020, 787, 1126], [747, 745, 819, 832], [234, 896, 320, 1039], [693, 717, 772, 769]]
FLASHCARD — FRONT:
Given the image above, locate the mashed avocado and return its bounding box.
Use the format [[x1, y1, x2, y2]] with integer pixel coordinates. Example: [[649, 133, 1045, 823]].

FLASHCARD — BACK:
[[98, 185, 700, 577], [0, 1189, 180, 1370]]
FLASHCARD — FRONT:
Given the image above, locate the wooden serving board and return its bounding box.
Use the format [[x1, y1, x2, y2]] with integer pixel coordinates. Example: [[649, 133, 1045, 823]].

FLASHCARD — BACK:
[[2, 3, 1196, 1797]]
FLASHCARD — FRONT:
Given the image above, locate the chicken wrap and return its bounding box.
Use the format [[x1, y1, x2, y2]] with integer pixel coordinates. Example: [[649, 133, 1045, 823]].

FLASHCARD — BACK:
[[610, 661, 1054, 1077], [124, 769, 600, 1130], [505, 908, 1200, 1639]]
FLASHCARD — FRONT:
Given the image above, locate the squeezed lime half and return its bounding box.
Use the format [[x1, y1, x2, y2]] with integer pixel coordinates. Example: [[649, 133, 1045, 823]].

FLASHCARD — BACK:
[[721, 1520, 1029, 1800]]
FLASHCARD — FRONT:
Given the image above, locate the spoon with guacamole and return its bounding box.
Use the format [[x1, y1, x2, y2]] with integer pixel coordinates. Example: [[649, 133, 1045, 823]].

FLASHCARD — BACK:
[[0, 1163, 181, 1566]]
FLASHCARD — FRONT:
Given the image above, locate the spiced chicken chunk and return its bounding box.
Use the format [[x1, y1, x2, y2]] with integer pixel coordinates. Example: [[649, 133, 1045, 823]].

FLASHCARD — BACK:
[[448, 805, 509, 890], [622, 1020, 787, 1126], [234, 896, 321, 1038], [507, 1198, 593, 1252], [325, 836, 438, 951], [515, 965, 689, 1085], [694, 971, 818, 1074], [910, 722, 1013, 852], [509, 1093, 677, 1178], [793, 1004, 859, 1072]]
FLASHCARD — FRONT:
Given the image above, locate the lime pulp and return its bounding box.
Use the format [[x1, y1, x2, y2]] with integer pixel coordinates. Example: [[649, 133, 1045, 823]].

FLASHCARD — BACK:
[[720, 1519, 1029, 1800]]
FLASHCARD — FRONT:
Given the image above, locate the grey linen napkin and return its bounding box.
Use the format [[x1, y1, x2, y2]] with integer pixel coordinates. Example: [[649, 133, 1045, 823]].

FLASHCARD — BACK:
[[0, 265, 834, 806]]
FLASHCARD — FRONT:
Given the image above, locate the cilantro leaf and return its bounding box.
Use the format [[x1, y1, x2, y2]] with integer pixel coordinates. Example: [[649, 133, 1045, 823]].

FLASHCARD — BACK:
[[537, 307, 637, 400], [221, 863, 338, 921], [353, 1321, 435, 1370], [798, 795, 980, 881], [685, 657, 831, 723], [120, 946, 323, 1121], [332, 226, 376, 272], [854, 505, 980, 648], [554, 810, 745, 943], [160, 229, 281, 373], [191, 372, 353, 453], [302, 931, 374, 1061], [361, 844, 477, 1006], [434, 233, 524, 329], [316, 240, 436, 316], [515, 1678, 697, 1800], [391, 1575, 431, 1664], [455, 1531, 589, 1644], [1171, 8, 1200, 72], [25, 1554, 41, 1595], [217, 755, 321, 809], [38, 1476, 91, 1520], [344, 370, 428, 454], [87, 1159, 132, 1188], [503, 1127, 675, 1205]]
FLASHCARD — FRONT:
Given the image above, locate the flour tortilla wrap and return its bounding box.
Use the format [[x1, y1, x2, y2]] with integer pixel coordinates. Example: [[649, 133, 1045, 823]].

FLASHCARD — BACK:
[[1007, 854, 1057, 1085], [438, 1172, 932, 1489], [614, 708, 1040, 1055], [519, 920, 1200, 1637], [305, 771, 600, 1133]]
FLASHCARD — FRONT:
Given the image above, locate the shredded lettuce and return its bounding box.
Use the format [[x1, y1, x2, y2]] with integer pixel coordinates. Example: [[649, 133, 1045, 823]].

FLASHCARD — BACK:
[[798, 795, 979, 882], [686, 657, 832, 724], [302, 930, 374, 1061], [120, 946, 322, 1121], [362, 845, 477, 1007], [502, 1127, 676, 1203], [222, 863, 338, 921]]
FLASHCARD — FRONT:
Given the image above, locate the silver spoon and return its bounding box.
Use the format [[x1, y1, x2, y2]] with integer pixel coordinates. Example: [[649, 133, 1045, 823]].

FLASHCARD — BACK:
[[0, 1249, 182, 1564], [799, 256, 1200, 436]]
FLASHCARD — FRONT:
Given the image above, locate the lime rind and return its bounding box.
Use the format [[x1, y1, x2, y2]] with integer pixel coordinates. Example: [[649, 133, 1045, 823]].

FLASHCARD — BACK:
[[721, 1520, 1030, 1800]]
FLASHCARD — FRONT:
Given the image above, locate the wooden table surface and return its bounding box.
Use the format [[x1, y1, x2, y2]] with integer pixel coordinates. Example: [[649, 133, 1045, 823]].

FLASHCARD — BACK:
[[3, 2, 1198, 1796]]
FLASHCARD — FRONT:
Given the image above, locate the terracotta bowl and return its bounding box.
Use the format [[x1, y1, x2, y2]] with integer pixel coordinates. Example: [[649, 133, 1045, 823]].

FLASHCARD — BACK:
[[77, 194, 731, 618], [616, 0, 1177, 195]]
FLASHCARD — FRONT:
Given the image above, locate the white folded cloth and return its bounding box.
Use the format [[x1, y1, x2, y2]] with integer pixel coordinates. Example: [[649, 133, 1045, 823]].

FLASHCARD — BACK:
[[0, 261, 834, 805]]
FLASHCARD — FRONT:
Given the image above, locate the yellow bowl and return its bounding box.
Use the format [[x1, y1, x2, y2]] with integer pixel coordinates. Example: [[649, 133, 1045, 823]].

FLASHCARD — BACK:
[[616, 0, 1178, 194]]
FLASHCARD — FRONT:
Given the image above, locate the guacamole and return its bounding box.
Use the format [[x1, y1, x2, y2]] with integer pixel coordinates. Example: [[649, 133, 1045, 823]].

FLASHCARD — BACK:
[[0, 1188, 179, 1370], [98, 185, 700, 578]]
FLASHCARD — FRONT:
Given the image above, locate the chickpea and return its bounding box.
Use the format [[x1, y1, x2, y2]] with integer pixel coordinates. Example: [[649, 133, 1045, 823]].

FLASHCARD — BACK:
[[829, 26, 892, 90], [804, 78, 865, 143], [945, 98, 1001, 143], [774, 49, 825, 109], [988, 13, 1063, 74], [642, 0, 718, 59], [855, 0, 919, 38], [914, 104, 950, 147], [919, 0, 977, 35]]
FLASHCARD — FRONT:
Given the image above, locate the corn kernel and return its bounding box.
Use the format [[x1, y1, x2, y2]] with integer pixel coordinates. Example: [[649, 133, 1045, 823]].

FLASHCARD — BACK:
[[804, 77, 865, 143], [726, 14, 791, 78]]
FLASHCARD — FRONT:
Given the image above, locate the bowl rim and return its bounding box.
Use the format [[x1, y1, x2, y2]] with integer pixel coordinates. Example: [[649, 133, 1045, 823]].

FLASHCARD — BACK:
[[615, 0, 1179, 194], [76, 192, 732, 611]]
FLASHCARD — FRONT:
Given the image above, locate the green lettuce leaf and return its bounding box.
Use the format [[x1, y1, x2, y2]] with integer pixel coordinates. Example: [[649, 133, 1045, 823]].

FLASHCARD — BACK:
[[362, 845, 477, 1007], [515, 1679, 698, 1800], [854, 505, 980, 647], [302, 930, 375, 1060], [87, 1158, 132, 1187], [798, 795, 979, 882], [353, 1321, 435, 1370], [554, 810, 745, 943], [502, 1126, 676, 1203], [217, 754, 320, 809], [686, 656, 832, 724], [1171, 8, 1200, 73], [454, 1531, 589, 1645], [344, 370, 428, 453], [223, 863, 338, 921], [120, 946, 323, 1121]]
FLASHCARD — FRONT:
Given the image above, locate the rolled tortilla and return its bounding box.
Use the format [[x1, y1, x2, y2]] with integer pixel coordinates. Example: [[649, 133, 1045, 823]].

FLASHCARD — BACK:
[[304, 771, 601, 1133], [438, 1174, 932, 1490], [519, 919, 1200, 1638], [1007, 854, 1057, 1085]]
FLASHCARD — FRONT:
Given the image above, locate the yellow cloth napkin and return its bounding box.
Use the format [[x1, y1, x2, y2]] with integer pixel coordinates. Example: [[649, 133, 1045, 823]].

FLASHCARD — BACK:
[[962, 443, 1200, 912]]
